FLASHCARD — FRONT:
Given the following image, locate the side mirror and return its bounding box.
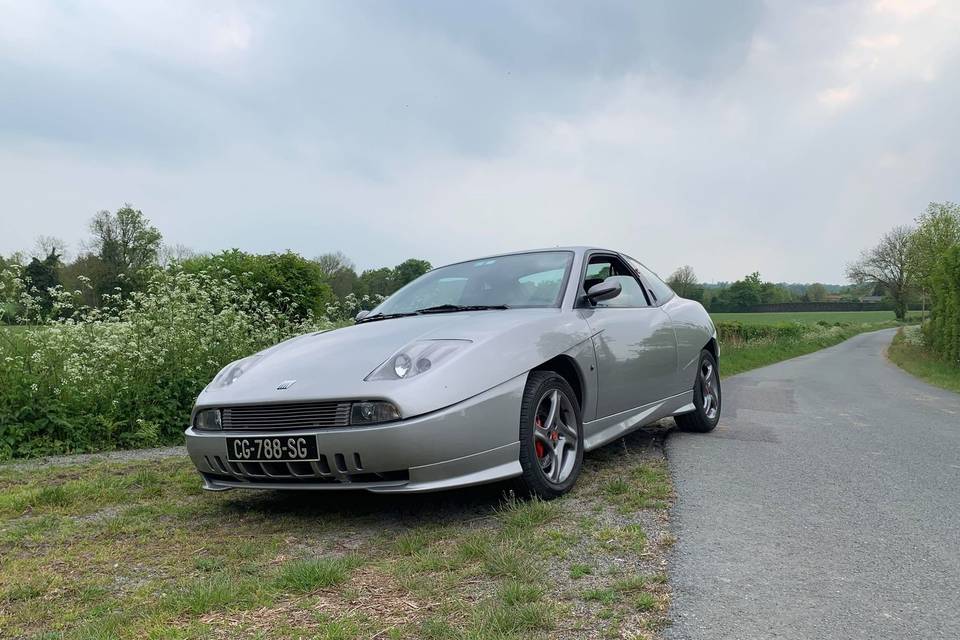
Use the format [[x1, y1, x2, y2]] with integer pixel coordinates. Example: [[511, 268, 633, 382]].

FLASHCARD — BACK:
[[355, 310, 370, 322], [586, 278, 622, 304]]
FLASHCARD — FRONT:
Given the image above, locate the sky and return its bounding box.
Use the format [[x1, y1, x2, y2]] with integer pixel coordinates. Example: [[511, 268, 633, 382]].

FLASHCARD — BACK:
[[1, 0, 958, 283]]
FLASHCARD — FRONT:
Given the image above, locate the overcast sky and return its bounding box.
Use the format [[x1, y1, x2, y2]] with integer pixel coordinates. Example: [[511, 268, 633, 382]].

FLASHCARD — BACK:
[[1, 0, 958, 283]]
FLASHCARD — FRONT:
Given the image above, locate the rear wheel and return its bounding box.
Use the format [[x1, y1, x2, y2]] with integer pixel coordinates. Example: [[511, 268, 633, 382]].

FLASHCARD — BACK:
[[516, 371, 584, 499], [675, 349, 721, 433]]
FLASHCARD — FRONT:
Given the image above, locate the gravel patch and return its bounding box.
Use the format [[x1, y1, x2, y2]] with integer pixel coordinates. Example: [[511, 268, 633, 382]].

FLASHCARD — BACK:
[[0, 444, 186, 472]]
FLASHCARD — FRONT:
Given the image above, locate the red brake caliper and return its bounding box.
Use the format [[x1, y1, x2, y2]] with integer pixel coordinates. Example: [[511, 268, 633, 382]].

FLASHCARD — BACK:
[[535, 416, 545, 458]]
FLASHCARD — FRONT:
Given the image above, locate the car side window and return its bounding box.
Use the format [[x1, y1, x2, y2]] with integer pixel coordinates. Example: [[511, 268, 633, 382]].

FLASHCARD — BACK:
[[582, 256, 649, 308], [625, 257, 675, 305]]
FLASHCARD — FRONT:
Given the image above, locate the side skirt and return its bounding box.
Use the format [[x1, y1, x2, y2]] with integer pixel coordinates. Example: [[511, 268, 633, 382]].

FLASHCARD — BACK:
[[582, 390, 695, 452]]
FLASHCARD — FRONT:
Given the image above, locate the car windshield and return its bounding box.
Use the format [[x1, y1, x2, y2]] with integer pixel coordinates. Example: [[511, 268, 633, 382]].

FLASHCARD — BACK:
[[370, 251, 573, 316]]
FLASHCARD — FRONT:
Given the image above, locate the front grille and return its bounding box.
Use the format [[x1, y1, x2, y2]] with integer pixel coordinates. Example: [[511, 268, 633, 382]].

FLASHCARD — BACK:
[[221, 402, 351, 430]]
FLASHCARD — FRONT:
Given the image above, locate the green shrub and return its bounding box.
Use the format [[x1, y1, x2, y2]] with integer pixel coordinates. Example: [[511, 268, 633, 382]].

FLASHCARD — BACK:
[[0, 268, 329, 459], [181, 249, 335, 320], [926, 245, 960, 364]]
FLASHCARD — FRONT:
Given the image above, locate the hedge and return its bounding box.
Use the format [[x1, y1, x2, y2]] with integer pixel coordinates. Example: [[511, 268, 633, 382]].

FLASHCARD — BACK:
[[926, 245, 960, 365]]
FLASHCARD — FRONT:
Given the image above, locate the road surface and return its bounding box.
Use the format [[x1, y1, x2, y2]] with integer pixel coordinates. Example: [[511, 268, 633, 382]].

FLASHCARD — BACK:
[[666, 328, 960, 639]]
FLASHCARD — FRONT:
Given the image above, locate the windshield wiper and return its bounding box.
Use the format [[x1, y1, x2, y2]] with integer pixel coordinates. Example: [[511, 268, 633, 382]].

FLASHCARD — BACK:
[[356, 311, 419, 324], [414, 304, 510, 314], [358, 304, 509, 323]]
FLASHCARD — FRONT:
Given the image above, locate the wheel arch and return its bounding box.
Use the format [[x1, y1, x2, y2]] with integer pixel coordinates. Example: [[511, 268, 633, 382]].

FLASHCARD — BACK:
[[704, 337, 719, 364], [531, 355, 585, 411]]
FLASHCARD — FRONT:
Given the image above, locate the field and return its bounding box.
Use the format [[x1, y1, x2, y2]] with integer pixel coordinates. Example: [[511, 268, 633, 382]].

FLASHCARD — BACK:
[[709, 310, 919, 325]]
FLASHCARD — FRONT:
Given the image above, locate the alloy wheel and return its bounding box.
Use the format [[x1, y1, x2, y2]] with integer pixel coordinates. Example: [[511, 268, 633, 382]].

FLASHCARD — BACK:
[[533, 388, 579, 485], [701, 360, 720, 420]]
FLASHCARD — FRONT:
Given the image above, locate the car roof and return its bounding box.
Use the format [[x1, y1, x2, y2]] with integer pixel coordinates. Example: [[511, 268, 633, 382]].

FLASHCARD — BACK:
[[450, 246, 617, 262]]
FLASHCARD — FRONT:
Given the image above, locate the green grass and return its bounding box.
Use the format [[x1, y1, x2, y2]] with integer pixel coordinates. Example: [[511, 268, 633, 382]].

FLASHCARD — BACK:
[[569, 563, 592, 579], [598, 461, 672, 512], [274, 556, 362, 593], [594, 524, 647, 553], [0, 444, 677, 639], [583, 574, 664, 615], [165, 575, 260, 615], [0, 456, 555, 639], [887, 327, 960, 393], [710, 310, 920, 325]]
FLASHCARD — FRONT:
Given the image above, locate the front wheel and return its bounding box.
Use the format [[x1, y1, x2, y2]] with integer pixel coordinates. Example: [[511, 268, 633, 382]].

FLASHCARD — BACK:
[[674, 349, 721, 433], [516, 371, 584, 499]]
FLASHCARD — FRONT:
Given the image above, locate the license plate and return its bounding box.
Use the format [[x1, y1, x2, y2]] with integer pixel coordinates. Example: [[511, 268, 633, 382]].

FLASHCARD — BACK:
[[226, 436, 320, 462]]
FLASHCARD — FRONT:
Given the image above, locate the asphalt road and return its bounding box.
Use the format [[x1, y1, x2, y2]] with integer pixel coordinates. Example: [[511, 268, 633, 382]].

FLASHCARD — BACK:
[[665, 328, 960, 639]]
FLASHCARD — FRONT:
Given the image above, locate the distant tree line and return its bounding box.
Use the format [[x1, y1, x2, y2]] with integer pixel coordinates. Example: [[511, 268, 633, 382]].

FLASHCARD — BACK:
[[1, 204, 432, 323], [664, 267, 877, 312]]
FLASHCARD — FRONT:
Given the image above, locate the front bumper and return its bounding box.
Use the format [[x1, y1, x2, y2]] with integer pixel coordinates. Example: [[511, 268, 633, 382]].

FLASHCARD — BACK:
[[185, 374, 526, 493]]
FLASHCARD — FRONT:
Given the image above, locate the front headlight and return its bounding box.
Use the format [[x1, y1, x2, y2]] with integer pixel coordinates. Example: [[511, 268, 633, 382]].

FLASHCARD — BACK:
[[206, 355, 263, 390], [365, 339, 471, 381], [194, 408, 222, 430]]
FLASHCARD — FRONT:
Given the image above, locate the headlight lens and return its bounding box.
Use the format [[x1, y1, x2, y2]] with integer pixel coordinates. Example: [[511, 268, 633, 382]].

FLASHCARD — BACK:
[[194, 408, 222, 430], [207, 355, 263, 390], [366, 339, 471, 381], [350, 401, 401, 425]]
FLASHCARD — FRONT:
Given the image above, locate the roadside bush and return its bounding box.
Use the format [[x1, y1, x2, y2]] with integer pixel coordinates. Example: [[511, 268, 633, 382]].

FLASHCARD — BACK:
[[715, 321, 807, 347], [926, 245, 960, 364], [181, 249, 335, 321], [0, 268, 330, 459]]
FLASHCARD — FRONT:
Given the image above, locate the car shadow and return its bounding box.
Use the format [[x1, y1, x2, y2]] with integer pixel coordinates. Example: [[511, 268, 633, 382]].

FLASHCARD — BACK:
[[218, 477, 515, 528], [216, 422, 672, 528]]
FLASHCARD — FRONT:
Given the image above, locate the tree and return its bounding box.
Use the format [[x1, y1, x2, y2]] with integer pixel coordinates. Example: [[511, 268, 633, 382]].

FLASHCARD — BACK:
[[714, 272, 764, 310], [846, 225, 914, 320], [805, 283, 828, 302], [315, 251, 355, 279], [32, 235, 69, 263], [88, 205, 163, 297], [23, 250, 63, 316], [158, 243, 197, 267], [667, 265, 703, 301], [315, 252, 359, 297], [358, 267, 395, 297], [393, 258, 432, 288], [907, 201, 960, 295]]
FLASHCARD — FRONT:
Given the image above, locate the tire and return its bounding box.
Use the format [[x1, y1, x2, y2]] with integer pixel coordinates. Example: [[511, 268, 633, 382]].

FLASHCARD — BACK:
[[516, 371, 584, 499], [674, 349, 721, 433]]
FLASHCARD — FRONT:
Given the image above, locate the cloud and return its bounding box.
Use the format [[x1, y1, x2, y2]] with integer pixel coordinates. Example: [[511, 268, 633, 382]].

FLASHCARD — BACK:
[[818, 85, 860, 110], [211, 16, 253, 54], [874, 0, 938, 19], [0, 0, 958, 283]]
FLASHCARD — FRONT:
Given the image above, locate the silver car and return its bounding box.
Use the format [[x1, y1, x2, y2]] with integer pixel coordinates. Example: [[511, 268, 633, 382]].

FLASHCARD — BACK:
[[185, 247, 720, 498]]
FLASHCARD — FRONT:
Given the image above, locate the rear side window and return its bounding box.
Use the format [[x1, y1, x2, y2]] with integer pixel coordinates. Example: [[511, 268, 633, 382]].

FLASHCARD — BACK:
[[626, 257, 675, 305]]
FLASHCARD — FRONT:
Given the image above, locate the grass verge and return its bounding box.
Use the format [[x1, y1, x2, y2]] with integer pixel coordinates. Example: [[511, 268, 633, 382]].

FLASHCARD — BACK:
[[719, 320, 905, 377], [0, 429, 673, 639], [887, 326, 960, 393]]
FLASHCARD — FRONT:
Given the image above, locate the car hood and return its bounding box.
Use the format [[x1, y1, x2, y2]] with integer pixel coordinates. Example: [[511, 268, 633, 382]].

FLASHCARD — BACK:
[[196, 308, 593, 418]]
